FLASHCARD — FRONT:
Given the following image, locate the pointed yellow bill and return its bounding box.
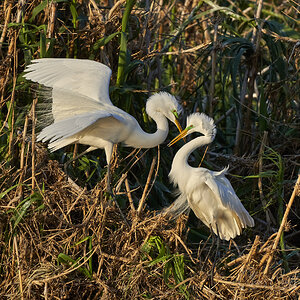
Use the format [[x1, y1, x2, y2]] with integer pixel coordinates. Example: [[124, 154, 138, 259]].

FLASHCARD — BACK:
[[174, 118, 183, 133], [168, 127, 189, 147], [172, 110, 186, 142], [168, 124, 194, 147]]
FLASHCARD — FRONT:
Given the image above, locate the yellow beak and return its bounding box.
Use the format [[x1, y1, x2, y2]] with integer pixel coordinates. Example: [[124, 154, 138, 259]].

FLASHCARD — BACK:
[[174, 118, 183, 133], [168, 127, 190, 147]]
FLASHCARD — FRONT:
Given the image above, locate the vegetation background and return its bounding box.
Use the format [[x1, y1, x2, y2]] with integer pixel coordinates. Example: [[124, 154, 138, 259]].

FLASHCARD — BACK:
[[0, 0, 299, 299]]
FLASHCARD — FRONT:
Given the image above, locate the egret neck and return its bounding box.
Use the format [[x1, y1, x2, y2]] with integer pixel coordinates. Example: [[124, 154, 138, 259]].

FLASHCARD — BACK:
[[169, 135, 214, 186], [125, 114, 169, 148]]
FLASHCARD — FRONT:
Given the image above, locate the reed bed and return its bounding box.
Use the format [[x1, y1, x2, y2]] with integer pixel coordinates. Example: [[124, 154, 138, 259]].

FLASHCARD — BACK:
[[0, 0, 299, 299]]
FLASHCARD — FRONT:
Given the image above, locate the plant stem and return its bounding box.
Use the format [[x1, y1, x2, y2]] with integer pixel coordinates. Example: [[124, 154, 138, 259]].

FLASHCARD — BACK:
[[264, 175, 300, 274], [116, 0, 136, 87], [209, 20, 218, 117]]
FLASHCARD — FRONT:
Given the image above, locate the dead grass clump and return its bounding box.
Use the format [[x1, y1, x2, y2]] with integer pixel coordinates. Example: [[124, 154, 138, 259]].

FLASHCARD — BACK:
[[0, 159, 299, 299], [0, 0, 299, 299]]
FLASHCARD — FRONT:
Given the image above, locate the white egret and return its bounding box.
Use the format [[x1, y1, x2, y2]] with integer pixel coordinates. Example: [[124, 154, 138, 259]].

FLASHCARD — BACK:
[[167, 113, 254, 240], [24, 58, 183, 190]]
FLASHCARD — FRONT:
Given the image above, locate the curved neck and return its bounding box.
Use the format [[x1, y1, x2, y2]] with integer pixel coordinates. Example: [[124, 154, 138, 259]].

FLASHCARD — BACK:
[[128, 114, 169, 148], [172, 135, 214, 170]]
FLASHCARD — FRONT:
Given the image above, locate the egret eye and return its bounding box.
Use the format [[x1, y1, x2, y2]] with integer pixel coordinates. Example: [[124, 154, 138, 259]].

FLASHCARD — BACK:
[[172, 109, 179, 119]]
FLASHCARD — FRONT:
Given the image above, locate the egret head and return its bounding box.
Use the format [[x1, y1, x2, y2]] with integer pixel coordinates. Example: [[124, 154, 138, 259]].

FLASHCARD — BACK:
[[168, 113, 216, 146], [146, 92, 183, 132]]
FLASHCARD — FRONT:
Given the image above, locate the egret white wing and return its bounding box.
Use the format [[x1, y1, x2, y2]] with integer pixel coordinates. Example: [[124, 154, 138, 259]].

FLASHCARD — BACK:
[[25, 58, 113, 105], [214, 175, 255, 227], [50, 88, 110, 122], [37, 111, 125, 143], [204, 170, 254, 227]]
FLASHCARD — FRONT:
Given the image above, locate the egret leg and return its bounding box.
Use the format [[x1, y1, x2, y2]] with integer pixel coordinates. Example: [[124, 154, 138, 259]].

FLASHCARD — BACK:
[[105, 161, 129, 227], [106, 163, 112, 194], [201, 225, 215, 272], [210, 224, 220, 284], [104, 143, 114, 195], [200, 225, 215, 291]]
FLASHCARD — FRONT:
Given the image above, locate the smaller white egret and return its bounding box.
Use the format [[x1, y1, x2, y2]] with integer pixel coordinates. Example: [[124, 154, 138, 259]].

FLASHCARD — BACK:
[[166, 113, 254, 241], [24, 58, 183, 190]]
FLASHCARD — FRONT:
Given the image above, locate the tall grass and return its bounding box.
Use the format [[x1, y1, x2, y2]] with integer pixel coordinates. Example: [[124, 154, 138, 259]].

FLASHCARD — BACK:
[[0, 0, 299, 298]]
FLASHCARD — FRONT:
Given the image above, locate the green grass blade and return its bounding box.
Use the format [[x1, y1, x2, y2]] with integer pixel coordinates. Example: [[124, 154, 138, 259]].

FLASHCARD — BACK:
[[116, 0, 136, 87], [57, 253, 92, 279]]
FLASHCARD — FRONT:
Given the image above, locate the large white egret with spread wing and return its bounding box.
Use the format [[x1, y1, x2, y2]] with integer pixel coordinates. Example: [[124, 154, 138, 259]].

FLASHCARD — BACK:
[[167, 113, 254, 240], [24, 58, 182, 190]]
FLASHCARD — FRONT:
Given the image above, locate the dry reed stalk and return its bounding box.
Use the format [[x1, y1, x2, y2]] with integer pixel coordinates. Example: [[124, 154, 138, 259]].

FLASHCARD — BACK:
[[46, 1, 57, 43], [32, 247, 98, 284], [198, 145, 209, 167], [7, 33, 18, 157], [31, 98, 37, 191], [209, 20, 218, 117], [258, 131, 273, 227], [1, 0, 8, 17], [108, 0, 126, 20], [20, 116, 29, 170], [72, 143, 78, 167], [89, 0, 102, 22], [157, 10, 164, 53], [202, 19, 211, 43], [235, 0, 264, 155], [67, 175, 84, 192], [234, 69, 249, 155], [263, 174, 300, 275], [16, 0, 27, 24], [137, 155, 157, 215], [139, 0, 151, 56], [100, 251, 131, 263], [237, 235, 260, 278], [252, 0, 264, 49], [13, 236, 24, 300], [0, 3, 12, 53], [214, 277, 289, 291], [261, 28, 300, 44], [172, 232, 195, 263], [143, 145, 161, 204], [232, 236, 261, 299], [16, 115, 29, 197], [252, 232, 277, 268], [141, 42, 209, 60], [215, 106, 235, 124], [125, 177, 135, 212], [66, 188, 86, 216], [245, 0, 265, 152], [117, 148, 144, 178], [0, 31, 15, 116]]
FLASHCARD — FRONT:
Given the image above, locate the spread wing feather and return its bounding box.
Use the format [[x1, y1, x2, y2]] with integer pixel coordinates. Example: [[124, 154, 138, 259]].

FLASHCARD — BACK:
[[37, 111, 125, 143], [24, 58, 113, 105]]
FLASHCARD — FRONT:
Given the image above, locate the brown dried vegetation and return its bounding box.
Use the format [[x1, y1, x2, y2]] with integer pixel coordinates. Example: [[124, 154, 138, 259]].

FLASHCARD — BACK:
[[1, 0, 300, 299]]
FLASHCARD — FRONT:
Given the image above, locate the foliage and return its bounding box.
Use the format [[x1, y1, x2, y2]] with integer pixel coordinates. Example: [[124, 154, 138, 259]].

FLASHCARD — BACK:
[[0, 0, 299, 298]]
